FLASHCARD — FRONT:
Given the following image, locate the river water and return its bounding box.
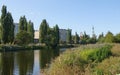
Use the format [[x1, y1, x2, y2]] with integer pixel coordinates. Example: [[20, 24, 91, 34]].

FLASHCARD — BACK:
[[0, 48, 59, 75]]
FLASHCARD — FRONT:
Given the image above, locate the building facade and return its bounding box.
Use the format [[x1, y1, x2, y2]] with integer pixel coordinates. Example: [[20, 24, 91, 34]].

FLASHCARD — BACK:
[[59, 29, 68, 43], [34, 30, 39, 43]]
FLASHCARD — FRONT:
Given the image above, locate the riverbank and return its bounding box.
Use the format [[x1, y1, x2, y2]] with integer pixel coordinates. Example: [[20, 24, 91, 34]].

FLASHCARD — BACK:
[[43, 44, 120, 75], [0, 44, 74, 52], [0, 44, 42, 52]]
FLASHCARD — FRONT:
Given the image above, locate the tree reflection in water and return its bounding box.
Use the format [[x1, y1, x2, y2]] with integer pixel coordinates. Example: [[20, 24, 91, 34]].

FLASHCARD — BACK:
[[0, 52, 14, 75], [0, 47, 59, 75], [17, 51, 34, 75], [40, 47, 59, 69]]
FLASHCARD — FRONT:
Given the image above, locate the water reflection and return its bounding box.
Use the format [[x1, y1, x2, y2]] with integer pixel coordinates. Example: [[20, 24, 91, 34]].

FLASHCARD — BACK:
[[17, 51, 34, 75], [0, 47, 60, 75], [40, 47, 59, 69], [0, 52, 14, 75]]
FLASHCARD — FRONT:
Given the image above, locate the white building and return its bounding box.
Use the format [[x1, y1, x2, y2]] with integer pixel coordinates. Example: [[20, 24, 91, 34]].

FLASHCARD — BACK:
[[34, 30, 39, 43]]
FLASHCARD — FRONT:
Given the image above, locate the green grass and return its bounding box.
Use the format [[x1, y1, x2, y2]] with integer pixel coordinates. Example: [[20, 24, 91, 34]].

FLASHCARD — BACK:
[[93, 57, 120, 75]]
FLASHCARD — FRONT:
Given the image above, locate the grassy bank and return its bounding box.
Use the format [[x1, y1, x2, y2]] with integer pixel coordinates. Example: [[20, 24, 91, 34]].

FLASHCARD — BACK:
[[43, 44, 120, 75]]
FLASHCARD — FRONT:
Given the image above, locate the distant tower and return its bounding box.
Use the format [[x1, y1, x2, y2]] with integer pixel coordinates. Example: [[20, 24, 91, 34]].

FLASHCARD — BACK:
[[92, 26, 96, 38], [92, 26, 95, 35]]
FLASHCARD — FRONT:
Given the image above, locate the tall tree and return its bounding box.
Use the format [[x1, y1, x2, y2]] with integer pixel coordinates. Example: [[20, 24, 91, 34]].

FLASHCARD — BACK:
[[54, 24, 59, 44], [19, 16, 24, 31], [74, 32, 80, 44], [1, 5, 7, 43], [23, 16, 27, 31], [39, 19, 49, 43], [27, 20, 34, 43], [19, 16, 27, 32], [17, 16, 35, 44], [98, 32, 105, 43], [89, 32, 97, 44], [98, 32, 104, 40], [0, 5, 14, 43], [67, 29, 72, 44], [46, 28, 56, 47], [7, 12, 14, 43], [0, 18, 1, 42], [80, 32, 90, 44]]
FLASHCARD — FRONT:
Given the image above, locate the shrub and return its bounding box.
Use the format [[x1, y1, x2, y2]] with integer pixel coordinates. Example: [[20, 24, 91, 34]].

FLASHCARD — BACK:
[[15, 31, 32, 45], [79, 45, 112, 62]]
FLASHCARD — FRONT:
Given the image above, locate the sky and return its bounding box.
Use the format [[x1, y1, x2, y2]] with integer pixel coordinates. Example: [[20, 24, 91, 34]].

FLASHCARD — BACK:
[[0, 0, 120, 36]]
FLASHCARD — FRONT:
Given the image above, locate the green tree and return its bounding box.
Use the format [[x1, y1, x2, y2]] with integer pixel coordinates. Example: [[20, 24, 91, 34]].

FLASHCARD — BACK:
[[27, 20, 34, 43], [15, 31, 32, 45], [47, 26, 60, 47], [74, 32, 80, 44], [67, 29, 72, 44], [98, 32, 104, 40], [39, 20, 59, 47], [89, 33, 97, 44], [98, 32, 105, 43], [72, 35, 75, 44], [0, 19, 1, 43], [104, 31, 114, 43], [89, 37, 97, 44], [114, 33, 120, 43], [39, 19, 49, 43], [80, 32, 90, 44], [54, 24, 59, 44], [0, 5, 14, 43], [1, 5, 7, 43], [19, 16, 27, 32], [46, 29, 57, 47], [7, 12, 14, 43], [17, 16, 34, 44]]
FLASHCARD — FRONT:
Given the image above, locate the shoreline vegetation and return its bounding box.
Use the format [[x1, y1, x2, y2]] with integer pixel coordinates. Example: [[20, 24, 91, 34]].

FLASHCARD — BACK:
[[42, 44, 120, 75], [0, 44, 74, 52]]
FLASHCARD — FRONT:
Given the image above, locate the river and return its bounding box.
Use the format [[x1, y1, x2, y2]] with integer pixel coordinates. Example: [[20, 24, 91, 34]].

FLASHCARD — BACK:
[[0, 47, 60, 75]]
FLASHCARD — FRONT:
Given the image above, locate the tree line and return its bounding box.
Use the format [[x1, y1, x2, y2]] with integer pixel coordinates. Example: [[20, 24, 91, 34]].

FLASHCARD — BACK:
[[71, 31, 120, 44], [0, 5, 71, 46], [0, 5, 60, 46], [0, 5, 120, 45]]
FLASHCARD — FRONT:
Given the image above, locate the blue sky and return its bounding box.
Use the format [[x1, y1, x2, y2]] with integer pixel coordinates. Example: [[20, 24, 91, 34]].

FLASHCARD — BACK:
[[0, 0, 120, 36]]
